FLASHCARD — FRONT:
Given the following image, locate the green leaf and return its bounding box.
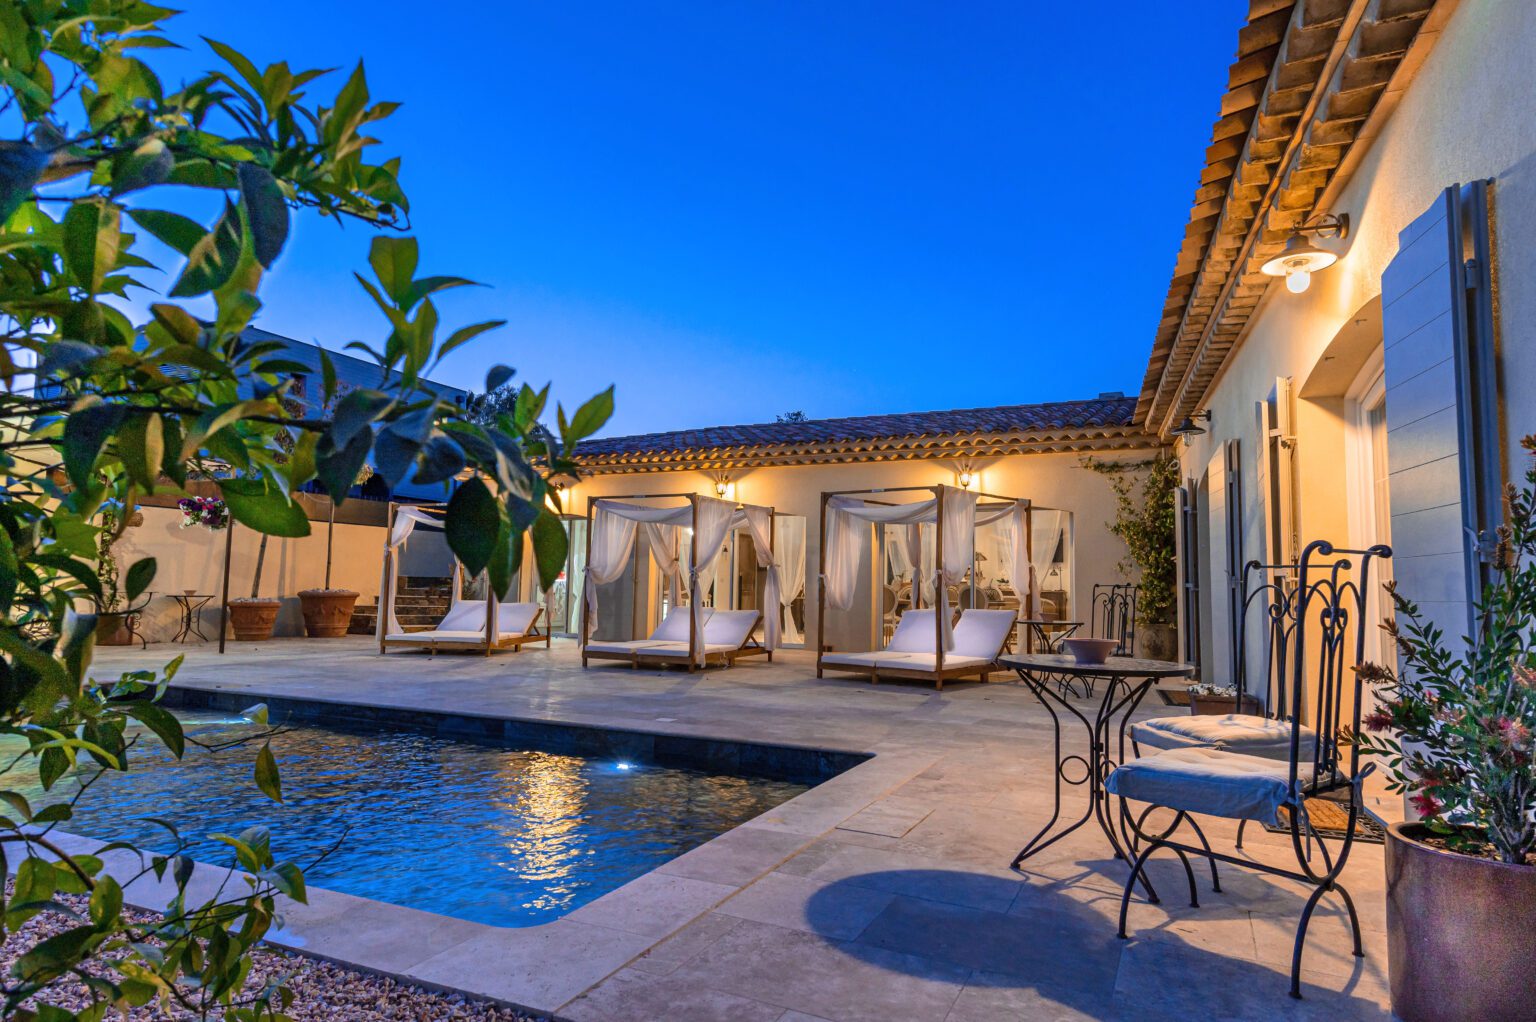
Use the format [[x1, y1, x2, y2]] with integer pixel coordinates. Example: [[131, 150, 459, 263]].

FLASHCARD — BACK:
[[36, 340, 105, 379], [217, 478, 310, 538], [261, 861, 306, 904], [169, 200, 242, 298], [124, 557, 156, 602], [445, 476, 498, 579], [371, 426, 419, 488], [125, 208, 206, 255], [254, 741, 282, 802], [436, 320, 504, 361], [319, 348, 338, 405], [62, 403, 127, 491], [328, 388, 392, 446], [237, 162, 288, 267], [565, 385, 615, 444], [485, 365, 514, 393], [368, 235, 417, 306], [88, 875, 122, 929], [316, 427, 372, 505], [0, 526, 16, 609], [412, 433, 465, 486], [118, 411, 163, 491], [531, 508, 569, 593], [110, 138, 173, 196], [63, 201, 122, 293], [487, 510, 519, 600], [403, 274, 478, 310]]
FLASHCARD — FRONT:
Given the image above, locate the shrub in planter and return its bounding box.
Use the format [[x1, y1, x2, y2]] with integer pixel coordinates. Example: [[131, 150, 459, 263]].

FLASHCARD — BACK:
[[1348, 435, 1536, 1022]]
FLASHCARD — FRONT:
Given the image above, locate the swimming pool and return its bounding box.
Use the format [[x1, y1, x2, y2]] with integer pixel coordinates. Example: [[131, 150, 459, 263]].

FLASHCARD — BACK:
[[7, 708, 814, 927]]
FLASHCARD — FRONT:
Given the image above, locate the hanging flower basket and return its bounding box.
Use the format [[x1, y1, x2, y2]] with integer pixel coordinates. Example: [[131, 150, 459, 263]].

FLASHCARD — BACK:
[[178, 496, 230, 530]]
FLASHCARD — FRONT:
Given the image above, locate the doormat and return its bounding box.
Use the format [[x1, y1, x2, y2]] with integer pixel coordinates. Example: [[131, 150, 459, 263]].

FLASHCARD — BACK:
[[1264, 797, 1385, 844]]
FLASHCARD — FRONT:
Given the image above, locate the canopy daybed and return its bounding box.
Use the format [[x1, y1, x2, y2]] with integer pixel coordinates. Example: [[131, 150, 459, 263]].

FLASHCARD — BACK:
[[816, 485, 1039, 690], [580, 493, 781, 671], [376, 503, 549, 655]]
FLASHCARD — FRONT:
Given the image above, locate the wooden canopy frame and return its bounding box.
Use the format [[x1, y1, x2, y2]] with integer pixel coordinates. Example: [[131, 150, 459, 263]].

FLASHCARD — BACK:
[[815, 485, 1035, 689], [377, 501, 550, 656], [579, 491, 778, 672]]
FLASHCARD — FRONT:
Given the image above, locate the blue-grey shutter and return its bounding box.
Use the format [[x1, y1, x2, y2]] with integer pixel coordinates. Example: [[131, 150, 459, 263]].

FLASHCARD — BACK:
[[1380, 182, 1500, 643]]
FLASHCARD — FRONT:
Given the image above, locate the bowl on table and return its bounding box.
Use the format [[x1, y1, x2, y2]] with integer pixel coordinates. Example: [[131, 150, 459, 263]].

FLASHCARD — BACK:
[[1062, 638, 1118, 665]]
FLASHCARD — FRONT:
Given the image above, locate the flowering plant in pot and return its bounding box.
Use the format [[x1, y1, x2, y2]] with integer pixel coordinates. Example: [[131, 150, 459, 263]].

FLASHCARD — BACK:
[[1348, 435, 1536, 1022], [1186, 681, 1261, 717], [177, 495, 230, 530]]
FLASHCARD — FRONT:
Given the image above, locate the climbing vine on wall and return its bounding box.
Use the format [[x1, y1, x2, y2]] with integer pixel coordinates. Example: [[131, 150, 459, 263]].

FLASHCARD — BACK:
[[1082, 454, 1181, 626]]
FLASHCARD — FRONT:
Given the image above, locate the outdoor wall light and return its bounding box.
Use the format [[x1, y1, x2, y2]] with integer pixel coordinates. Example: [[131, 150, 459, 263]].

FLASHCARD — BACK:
[[1261, 213, 1349, 294], [712, 478, 734, 500], [957, 469, 975, 490], [1169, 410, 1212, 438]]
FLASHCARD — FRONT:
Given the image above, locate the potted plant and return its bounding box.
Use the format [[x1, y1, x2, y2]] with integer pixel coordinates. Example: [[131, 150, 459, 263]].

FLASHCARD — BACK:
[[1085, 455, 1180, 659], [1349, 434, 1536, 1022], [1186, 681, 1261, 716], [297, 465, 374, 637], [93, 498, 143, 644], [181, 495, 276, 642]]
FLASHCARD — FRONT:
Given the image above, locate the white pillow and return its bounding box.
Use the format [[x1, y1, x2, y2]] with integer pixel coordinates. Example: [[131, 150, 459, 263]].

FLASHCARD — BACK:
[[652, 608, 711, 642], [950, 609, 1016, 658], [437, 601, 487, 633], [496, 602, 539, 635], [702, 609, 760, 648], [886, 610, 938, 653]]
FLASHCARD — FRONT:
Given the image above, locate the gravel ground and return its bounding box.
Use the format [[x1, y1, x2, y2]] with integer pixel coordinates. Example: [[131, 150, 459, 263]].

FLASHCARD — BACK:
[[1, 884, 546, 1020]]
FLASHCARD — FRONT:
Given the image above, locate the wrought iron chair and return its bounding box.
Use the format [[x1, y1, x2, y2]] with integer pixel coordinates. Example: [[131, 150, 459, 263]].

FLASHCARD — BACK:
[[1057, 583, 1139, 698], [1105, 540, 1391, 999]]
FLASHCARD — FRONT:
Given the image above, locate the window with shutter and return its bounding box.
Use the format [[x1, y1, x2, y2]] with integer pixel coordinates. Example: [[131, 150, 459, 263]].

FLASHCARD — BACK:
[[1379, 181, 1501, 644]]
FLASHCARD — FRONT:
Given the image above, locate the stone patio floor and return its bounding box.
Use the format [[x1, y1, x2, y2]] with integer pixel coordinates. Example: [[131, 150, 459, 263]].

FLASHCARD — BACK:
[[86, 637, 1397, 1021]]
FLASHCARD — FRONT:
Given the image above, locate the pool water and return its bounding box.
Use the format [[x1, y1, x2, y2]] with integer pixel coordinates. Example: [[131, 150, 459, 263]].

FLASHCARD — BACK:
[[7, 711, 809, 927]]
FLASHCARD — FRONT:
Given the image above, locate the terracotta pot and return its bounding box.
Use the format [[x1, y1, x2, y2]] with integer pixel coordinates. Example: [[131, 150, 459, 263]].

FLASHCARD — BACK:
[[1140, 622, 1176, 660], [298, 590, 358, 638], [1189, 693, 1262, 716], [226, 599, 281, 642], [94, 612, 132, 646], [1386, 822, 1536, 1022]]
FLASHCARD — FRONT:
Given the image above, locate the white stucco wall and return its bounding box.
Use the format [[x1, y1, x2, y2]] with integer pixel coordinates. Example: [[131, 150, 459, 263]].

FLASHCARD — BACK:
[[1177, 0, 1536, 576], [569, 447, 1152, 653]]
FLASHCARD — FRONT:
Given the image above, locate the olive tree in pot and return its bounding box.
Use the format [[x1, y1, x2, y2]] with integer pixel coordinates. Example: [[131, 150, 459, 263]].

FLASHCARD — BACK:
[[1085, 454, 1180, 659], [1349, 434, 1536, 1022], [298, 463, 374, 637]]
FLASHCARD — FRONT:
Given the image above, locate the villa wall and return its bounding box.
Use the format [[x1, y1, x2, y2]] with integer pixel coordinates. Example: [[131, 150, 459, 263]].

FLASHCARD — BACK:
[[1174, 0, 1536, 665], [111, 505, 385, 642], [568, 447, 1152, 653]]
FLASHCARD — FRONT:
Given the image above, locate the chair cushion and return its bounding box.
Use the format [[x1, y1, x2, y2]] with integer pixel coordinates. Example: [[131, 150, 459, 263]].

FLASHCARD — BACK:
[[1132, 714, 1316, 761], [950, 609, 1016, 659], [1105, 747, 1296, 825], [702, 609, 760, 648], [495, 602, 539, 636], [652, 608, 710, 642], [886, 610, 938, 653]]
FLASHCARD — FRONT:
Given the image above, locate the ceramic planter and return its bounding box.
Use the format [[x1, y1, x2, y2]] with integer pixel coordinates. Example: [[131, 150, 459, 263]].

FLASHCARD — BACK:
[[1189, 693, 1261, 716], [226, 599, 281, 642], [298, 589, 358, 638], [1385, 822, 1536, 1022], [94, 612, 132, 646]]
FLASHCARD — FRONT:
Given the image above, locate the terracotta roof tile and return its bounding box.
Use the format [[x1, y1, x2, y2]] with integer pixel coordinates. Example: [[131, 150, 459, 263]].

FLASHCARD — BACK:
[[577, 395, 1139, 460]]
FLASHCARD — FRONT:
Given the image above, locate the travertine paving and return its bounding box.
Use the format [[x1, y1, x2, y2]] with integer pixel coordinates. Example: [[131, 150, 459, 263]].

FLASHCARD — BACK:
[[89, 638, 1395, 1021]]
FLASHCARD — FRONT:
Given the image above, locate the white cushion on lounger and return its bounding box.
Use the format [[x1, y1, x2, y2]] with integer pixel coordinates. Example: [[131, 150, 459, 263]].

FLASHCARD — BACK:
[[886, 653, 990, 671], [653, 608, 711, 642], [951, 609, 1017, 659], [386, 629, 491, 643], [1105, 747, 1296, 826], [886, 610, 938, 653], [701, 609, 760, 648], [436, 602, 487, 632], [636, 642, 743, 657], [820, 651, 914, 668], [1132, 714, 1316, 761], [496, 602, 540, 636], [585, 640, 672, 654]]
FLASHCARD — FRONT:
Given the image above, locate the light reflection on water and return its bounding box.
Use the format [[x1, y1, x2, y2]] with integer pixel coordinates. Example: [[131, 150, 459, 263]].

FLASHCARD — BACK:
[[2, 711, 807, 927]]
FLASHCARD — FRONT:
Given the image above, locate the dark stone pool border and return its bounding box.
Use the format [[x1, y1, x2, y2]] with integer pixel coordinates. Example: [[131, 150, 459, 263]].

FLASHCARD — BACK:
[[163, 684, 869, 786]]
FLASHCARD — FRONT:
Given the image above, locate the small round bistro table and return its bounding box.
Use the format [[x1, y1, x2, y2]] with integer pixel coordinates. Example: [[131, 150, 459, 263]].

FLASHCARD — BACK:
[[1000, 653, 1194, 877], [169, 593, 216, 644], [1017, 618, 1083, 654]]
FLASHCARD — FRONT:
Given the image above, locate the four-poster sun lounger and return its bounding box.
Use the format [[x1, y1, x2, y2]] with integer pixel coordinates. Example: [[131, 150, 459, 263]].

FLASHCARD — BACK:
[[816, 484, 1041, 690], [580, 492, 784, 673]]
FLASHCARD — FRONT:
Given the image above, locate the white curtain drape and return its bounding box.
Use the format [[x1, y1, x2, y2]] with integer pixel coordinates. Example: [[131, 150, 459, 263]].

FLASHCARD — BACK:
[[743, 506, 781, 650], [823, 496, 940, 611], [775, 516, 806, 643], [688, 496, 737, 664], [583, 507, 640, 639], [642, 522, 683, 614], [378, 507, 446, 638], [937, 487, 977, 652], [1028, 508, 1064, 618]]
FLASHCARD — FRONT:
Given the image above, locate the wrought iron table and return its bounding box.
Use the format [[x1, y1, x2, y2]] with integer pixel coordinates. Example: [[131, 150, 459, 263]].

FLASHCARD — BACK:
[[1001, 653, 1194, 876], [169, 593, 215, 644]]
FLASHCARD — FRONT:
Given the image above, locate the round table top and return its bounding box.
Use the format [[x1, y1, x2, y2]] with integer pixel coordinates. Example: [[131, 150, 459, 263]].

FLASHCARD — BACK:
[[1000, 653, 1195, 679], [1017, 618, 1084, 627], [171, 593, 214, 600]]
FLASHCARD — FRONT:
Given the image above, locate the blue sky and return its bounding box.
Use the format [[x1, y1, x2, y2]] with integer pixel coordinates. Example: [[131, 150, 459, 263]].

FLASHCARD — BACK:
[[131, 2, 1240, 437]]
